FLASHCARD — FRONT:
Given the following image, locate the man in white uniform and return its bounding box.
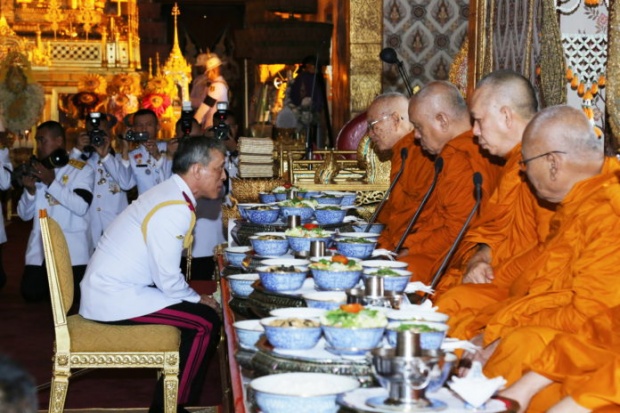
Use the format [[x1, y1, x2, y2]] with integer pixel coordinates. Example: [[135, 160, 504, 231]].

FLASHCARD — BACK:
[[120, 109, 172, 194], [18, 121, 94, 311], [193, 53, 229, 130], [80, 136, 224, 413], [73, 114, 135, 248], [0, 134, 12, 290]]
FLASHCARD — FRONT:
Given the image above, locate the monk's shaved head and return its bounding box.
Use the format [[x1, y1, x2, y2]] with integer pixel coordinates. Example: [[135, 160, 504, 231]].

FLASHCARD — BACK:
[[367, 92, 413, 151], [476, 70, 538, 120], [522, 105, 603, 203], [413, 81, 469, 120]]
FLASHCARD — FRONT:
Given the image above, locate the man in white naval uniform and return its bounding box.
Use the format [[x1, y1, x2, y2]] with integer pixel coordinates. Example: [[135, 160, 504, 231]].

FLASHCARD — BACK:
[[80, 136, 224, 413], [193, 54, 229, 131], [0, 135, 13, 289], [120, 109, 172, 195], [18, 121, 94, 311], [73, 114, 136, 248]]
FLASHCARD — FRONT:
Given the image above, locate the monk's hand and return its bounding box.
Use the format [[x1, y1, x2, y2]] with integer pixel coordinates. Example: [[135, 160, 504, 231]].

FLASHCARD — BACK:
[[458, 335, 499, 376], [463, 261, 494, 284], [199, 293, 221, 315]]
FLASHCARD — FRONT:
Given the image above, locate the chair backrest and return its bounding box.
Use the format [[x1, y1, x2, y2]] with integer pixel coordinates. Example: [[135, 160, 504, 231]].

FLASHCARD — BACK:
[[39, 210, 74, 327], [335, 111, 368, 159]]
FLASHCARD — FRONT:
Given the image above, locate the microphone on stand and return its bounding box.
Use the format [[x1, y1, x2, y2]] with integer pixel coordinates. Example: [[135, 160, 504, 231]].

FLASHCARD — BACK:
[[423, 172, 483, 301], [380, 47, 414, 98], [364, 147, 409, 232], [393, 156, 444, 254]]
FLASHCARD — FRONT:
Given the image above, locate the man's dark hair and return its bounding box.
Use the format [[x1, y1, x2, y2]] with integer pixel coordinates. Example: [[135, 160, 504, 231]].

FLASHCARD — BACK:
[[0, 355, 37, 413], [172, 136, 225, 174], [37, 120, 66, 143], [132, 109, 159, 125]]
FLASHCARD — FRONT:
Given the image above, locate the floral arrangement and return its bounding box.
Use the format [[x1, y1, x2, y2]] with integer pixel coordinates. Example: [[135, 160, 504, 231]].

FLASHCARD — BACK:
[[141, 93, 171, 117]]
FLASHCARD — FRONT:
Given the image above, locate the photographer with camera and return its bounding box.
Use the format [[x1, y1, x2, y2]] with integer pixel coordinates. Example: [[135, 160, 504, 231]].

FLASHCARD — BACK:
[[193, 53, 229, 131], [18, 121, 94, 310], [120, 109, 172, 195], [73, 112, 136, 247]]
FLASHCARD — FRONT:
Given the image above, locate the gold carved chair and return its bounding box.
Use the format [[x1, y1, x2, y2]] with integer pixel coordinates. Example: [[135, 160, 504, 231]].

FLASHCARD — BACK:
[[39, 209, 182, 413]]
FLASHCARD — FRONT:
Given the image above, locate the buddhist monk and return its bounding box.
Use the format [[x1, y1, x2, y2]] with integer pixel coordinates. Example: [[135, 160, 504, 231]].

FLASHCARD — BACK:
[[399, 81, 501, 284], [367, 92, 434, 251], [498, 306, 620, 413], [434, 70, 555, 298], [453, 105, 620, 397]]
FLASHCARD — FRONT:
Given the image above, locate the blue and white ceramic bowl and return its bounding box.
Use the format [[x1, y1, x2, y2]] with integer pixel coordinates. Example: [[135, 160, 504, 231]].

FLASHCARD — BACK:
[[287, 234, 334, 253], [224, 246, 252, 267], [260, 316, 322, 350], [311, 267, 363, 291], [302, 291, 347, 310], [251, 372, 360, 413], [259, 192, 277, 203], [237, 203, 263, 220], [260, 258, 310, 270], [250, 233, 289, 257], [246, 207, 280, 225], [324, 191, 357, 206], [279, 206, 315, 221], [273, 192, 288, 202], [334, 239, 377, 260], [233, 319, 264, 350], [362, 268, 412, 293], [226, 273, 259, 298], [311, 195, 344, 205], [270, 307, 326, 319], [301, 190, 322, 199], [352, 221, 385, 234], [314, 207, 347, 225], [386, 321, 449, 350], [361, 260, 409, 270], [321, 325, 386, 350], [385, 308, 450, 324], [257, 265, 308, 292]]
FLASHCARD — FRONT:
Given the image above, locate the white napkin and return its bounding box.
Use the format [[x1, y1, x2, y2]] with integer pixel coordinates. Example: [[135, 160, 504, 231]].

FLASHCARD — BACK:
[[440, 338, 481, 353], [448, 361, 507, 409], [371, 249, 397, 260], [404, 281, 434, 295]]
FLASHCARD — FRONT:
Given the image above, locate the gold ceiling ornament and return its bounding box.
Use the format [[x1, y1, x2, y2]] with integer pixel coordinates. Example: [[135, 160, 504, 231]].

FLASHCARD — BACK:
[[44, 0, 65, 39], [162, 3, 192, 102], [77, 73, 107, 94]]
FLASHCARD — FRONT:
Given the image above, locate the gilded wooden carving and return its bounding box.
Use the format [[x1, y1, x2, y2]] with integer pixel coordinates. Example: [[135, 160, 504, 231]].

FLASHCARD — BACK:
[[608, 2, 620, 143]]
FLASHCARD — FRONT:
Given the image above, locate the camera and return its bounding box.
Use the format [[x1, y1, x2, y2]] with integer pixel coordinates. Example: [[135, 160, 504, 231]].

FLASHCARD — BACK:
[[12, 149, 69, 187], [87, 112, 107, 147], [211, 101, 230, 141], [180, 101, 194, 138], [124, 129, 150, 142]]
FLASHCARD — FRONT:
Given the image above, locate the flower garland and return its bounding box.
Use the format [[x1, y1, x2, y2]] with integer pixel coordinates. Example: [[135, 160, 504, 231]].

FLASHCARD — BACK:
[[565, 67, 606, 137]]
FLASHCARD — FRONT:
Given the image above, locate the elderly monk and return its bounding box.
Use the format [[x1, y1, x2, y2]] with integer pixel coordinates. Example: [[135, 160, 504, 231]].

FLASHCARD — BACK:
[[434, 70, 556, 302], [498, 306, 620, 413], [399, 81, 501, 284], [452, 105, 620, 394], [368, 92, 434, 251]]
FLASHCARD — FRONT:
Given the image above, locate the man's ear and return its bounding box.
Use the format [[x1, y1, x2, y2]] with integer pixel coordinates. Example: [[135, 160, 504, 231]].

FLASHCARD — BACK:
[[500, 105, 513, 129], [436, 112, 449, 131]]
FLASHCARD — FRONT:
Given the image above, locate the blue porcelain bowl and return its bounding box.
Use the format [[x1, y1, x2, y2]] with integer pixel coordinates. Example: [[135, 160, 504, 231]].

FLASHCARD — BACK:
[[250, 234, 289, 257], [334, 239, 377, 260], [260, 316, 322, 350], [233, 319, 264, 350], [301, 190, 322, 199], [224, 246, 252, 267], [259, 192, 277, 203], [302, 291, 347, 310], [257, 265, 308, 292], [279, 206, 315, 221], [362, 268, 412, 293], [386, 321, 449, 350], [237, 203, 263, 220], [352, 222, 385, 234], [323, 191, 357, 206], [287, 235, 333, 253], [311, 195, 344, 206], [273, 192, 288, 202], [311, 267, 362, 291], [246, 207, 280, 225], [314, 208, 347, 225], [251, 373, 360, 413], [321, 325, 386, 350], [226, 273, 259, 298]]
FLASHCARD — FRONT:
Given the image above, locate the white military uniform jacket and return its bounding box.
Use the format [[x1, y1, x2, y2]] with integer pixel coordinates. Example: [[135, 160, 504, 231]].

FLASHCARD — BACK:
[[122, 142, 172, 195], [194, 75, 229, 129], [71, 148, 136, 248], [18, 158, 94, 266], [0, 148, 12, 244], [80, 175, 200, 321]]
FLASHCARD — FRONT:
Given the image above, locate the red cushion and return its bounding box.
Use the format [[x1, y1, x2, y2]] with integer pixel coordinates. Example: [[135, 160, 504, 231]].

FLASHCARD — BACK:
[[335, 111, 368, 159]]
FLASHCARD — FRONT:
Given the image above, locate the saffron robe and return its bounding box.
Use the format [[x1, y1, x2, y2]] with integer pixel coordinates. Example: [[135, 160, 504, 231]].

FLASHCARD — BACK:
[[377, 132, 434, 251], [434, 143, 555, 296], [399, 130, 501, 284]]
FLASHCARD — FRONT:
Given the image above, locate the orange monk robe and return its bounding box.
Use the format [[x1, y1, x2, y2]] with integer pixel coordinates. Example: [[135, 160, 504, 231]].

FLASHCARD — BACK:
[[376, 132, 435, 251], [399, 130, 502, 284], [439, 156, 620, 340], [434, 143, 555, 296]]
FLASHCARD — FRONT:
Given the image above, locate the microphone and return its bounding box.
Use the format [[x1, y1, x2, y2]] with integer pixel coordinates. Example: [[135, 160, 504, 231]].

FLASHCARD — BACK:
[[379, 47, 414, 97], [393, 156, 444, 254], [365, 147, 408, 232], [424, 172, 484, 297]]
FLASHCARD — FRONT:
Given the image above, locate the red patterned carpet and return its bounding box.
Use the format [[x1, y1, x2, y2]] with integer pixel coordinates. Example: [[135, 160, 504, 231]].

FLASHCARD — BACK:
[[0, 218, 222, 411]]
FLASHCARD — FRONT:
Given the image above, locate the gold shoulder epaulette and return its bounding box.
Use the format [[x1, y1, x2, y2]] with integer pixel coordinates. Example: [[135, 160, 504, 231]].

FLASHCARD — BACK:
[[68, 159, 86, 170]]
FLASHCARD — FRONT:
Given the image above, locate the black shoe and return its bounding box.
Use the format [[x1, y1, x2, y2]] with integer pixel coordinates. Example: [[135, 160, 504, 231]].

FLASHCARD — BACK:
[[148, 405, 190, 413]]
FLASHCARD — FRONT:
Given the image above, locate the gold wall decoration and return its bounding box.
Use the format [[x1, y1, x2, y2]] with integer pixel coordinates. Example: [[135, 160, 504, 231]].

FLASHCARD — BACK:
[[607, 1, 620, 143], [539, 0, 567, 107]]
